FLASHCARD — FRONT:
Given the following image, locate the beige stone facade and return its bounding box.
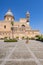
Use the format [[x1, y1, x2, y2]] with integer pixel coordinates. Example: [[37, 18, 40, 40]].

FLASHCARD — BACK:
[[0, 9, 40, 39]]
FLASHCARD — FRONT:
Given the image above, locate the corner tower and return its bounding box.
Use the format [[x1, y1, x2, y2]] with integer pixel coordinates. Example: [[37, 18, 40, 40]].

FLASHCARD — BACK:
[[4, 9, 14, 21]]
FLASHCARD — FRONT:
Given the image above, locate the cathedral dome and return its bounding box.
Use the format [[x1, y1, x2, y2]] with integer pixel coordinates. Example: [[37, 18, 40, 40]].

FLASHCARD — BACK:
[[4, 9, 14, 21], [5, 9, 14, 17]]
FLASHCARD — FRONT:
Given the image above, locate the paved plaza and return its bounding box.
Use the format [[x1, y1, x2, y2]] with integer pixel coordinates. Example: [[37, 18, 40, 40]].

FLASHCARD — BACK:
[[0, 40, 43, 65]]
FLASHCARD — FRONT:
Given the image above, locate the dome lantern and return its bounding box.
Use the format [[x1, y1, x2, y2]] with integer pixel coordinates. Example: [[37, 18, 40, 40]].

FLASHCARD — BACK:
[[26, 11, 30, 18]]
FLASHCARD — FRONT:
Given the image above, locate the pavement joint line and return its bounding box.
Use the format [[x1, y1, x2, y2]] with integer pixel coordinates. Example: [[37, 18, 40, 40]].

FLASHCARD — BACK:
[[24, 43, 42, 65], [0, 58, 35, 61], [0, 59, 43, 61], [1, 44, 18, 65], [39, 59, 43, 61]]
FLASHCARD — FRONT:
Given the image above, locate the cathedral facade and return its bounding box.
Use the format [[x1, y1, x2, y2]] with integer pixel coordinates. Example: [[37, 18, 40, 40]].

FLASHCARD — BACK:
[[0, 9, 40, 39]]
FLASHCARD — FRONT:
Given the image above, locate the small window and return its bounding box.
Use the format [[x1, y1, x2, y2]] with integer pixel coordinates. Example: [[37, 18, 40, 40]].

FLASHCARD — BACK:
[[7, 17, 9, 20], [0, 33, 1, 35], [11, 18, 12, 20], [4, 25, 6, 29]]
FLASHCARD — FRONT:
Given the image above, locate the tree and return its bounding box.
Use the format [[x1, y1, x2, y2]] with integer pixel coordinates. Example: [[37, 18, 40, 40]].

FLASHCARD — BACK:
[[11, 21, 14, 39]]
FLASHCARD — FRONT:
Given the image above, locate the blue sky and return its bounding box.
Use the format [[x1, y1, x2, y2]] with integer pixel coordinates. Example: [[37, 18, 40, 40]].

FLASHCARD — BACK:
[[0, 0, 43, 34]]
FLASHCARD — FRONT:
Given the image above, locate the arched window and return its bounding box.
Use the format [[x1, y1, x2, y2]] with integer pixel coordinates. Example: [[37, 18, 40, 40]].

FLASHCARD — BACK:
[[21, 25, 25, 27], [21, 24, 25, 31]]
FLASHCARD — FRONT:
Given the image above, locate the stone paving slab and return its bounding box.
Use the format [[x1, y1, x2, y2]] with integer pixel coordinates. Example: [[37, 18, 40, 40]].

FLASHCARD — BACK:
[[10, 51, 33, 59], [5, 61, 37, 65], [0, 48, 13, 59], [33, 51, 43, 59], [0, 61, 3, 64], [40, 61, 43, 65]]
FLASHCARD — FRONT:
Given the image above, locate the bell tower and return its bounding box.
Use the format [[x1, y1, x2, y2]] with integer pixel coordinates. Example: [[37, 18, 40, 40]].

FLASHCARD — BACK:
[[26, 11, 30, 24], [4, 9, 14, 21]]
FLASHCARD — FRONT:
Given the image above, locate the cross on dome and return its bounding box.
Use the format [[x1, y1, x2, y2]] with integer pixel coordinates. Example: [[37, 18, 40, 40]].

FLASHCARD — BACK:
[[26, 11, 30, 15]]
